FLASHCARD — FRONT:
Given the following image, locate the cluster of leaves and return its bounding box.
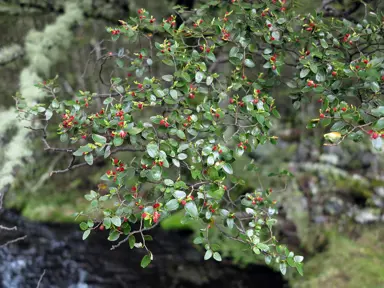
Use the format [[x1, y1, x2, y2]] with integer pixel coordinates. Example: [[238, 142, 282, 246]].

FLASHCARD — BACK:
[[17, 0, 384, 275]]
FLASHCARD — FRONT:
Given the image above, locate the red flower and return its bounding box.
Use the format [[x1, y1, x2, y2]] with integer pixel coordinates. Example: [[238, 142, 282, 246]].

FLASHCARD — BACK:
[[153, 211, 161, 223], [141, 212, 148, 219], [119, 130, 127, 138]]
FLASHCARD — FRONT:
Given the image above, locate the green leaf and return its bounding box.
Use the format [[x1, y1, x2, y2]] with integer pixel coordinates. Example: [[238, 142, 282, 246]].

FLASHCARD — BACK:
[[296, 263, 304, 276], [45, 109, 53, 120], [193, 237, 204, 244], [129, 235, 136, 249], [227, 218, 234, 229], [207, 155, 214, 166], [111, 216, 121, 227], [85, 153, 94, 165], [204, 249, 213, 260], [310, 63, 318, 74], [147, 142, 159, 158], [141, 254, 152, 268], [371, 106, 384, 117], [370, 82, 380, 93], [113, 137, 124, 146], [181, 71, 191, 82], [164, 179, 174, 186], [108, 231, 120, 241], [195, 71, 204, 83], [373, 118, 384, 130], [60, 133, 68, 142], [92, 134, 107, 145], [103, 97, 113, 105], [165, 199, 179, 211], [223, 163, 233, 174], [320, 38, 328, 49], [80, 222, 88, 231], [287, 257, 295, 267], [103, 217, 111, 229], [127, 127, 144, 135], [293, 101, 301, 110], [280, 263, 287, 275], [300, 68, 310, 78], [331, 121, 347, 131], [177, 130, 186, 140], [244, 59, 255, 68], [82, 229, 91, 240], [185, 201, 198, 218], [229, 47, 239, 57], [73, 145, 93, 156], [170, 89, 178, 100], [255, 114, 264, 124], [257, 243, 270, 252], [213, 252, 222, 261], [294, 255, 304, 263], [178, 153, 187, 160], [206, 76, 213, 86], [150, 165, 162, 181]]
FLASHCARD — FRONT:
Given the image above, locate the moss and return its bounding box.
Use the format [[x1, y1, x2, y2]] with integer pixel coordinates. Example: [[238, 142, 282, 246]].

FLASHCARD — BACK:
[[160, 210, 198, 230], [6, 182, 90, 222], [289, 226, 384, 288]]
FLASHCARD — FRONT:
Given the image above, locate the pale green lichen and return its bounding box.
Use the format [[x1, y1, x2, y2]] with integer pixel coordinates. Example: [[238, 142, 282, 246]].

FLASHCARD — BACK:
[[0, 2, 83, 192]]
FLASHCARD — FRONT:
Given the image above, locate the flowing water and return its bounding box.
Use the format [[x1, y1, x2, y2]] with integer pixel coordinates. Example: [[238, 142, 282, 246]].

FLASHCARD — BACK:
[[0, 210, 287, 288]]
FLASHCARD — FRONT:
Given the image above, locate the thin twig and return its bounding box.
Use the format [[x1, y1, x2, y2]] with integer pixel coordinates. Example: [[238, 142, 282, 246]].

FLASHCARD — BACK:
[[36, 269, 46, 288], [0, 235, 27, 248], [110, 221, 160, 250]]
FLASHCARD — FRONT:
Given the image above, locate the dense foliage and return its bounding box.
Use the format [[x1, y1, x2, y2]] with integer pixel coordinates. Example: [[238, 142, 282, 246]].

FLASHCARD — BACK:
[[17, 0, 384, 275]]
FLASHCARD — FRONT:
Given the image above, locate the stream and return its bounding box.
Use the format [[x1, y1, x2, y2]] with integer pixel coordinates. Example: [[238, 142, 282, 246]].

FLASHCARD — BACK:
[[0, 210, 287, 288]]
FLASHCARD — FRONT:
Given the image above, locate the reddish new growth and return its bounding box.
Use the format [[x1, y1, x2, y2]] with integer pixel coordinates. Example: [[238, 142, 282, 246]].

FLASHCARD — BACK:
[[62, 114, 75, 129]]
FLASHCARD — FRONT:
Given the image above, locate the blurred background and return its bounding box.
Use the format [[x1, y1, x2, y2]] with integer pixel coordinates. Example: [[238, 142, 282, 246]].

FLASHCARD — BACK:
[[0, 0, 383, 287]]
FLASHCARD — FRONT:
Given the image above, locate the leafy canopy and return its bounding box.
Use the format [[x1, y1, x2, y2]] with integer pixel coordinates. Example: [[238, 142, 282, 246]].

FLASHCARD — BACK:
[[17, 0, 384, 275]]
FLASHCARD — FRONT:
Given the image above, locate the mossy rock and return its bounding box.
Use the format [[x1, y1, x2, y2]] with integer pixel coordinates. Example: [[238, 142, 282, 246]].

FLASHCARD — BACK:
[[289, 226, 384, 288]]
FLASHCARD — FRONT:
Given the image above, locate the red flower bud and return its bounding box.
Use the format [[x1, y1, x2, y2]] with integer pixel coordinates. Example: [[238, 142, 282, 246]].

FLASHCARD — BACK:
[[153, 203, 160, 209]]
